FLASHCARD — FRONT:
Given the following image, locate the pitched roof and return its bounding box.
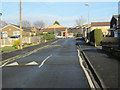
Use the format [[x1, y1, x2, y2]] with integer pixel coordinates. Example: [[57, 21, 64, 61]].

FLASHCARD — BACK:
[[91, 22, 110, 27], [42, 24, 64, 29], [112, 15, 119, 19], [40, 28, 66, 33], [67, 29, 79, 33], [12, 24, 32, 32]]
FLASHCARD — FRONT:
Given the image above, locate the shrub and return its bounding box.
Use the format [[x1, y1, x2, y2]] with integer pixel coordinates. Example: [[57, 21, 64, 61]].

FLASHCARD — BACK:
[[13, 40, 20, 49], [94, 29, 103, 46], [45, 32, 55, 40]]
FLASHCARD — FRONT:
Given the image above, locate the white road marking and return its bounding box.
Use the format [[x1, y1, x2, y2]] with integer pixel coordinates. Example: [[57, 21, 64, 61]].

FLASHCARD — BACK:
[[77, 49, 95, 89], [26, 61, 38, 65], [38, 54, 52, 68], [6, 62, 19, 66]]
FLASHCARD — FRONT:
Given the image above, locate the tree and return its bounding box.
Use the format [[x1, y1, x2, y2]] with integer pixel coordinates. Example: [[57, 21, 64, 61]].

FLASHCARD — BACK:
[[75, 17, 86, 27], [94, 29, 103, 46], [53, 21, 60, 25], [0, 21, 8, 27], [22, 20, 31, 27], [33, 21, 45, 29]]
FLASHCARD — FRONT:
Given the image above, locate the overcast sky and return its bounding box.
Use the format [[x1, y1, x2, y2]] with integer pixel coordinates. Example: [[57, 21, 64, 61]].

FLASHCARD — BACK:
[[1, 2, 118, 27]]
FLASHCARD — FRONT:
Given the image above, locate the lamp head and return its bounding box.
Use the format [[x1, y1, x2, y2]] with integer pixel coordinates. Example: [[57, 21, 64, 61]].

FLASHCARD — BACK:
[[0, 13, 2, 16], [85, 3, 89, 6]]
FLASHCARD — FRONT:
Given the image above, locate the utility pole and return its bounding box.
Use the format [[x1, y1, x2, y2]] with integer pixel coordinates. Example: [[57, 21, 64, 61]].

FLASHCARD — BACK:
[[20, 0, 22, 49]]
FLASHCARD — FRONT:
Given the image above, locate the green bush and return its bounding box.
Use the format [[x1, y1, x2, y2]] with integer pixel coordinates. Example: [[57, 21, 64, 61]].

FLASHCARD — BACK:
[[94, 29, 103, 46], [36, 33, 44, 36], [44, 32, 55, 40], [46, 33, 55, 40], [13, 40, 20, 49]]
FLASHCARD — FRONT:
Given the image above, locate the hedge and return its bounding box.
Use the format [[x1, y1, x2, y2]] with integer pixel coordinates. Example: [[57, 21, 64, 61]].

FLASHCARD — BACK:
[[94, 29, 103, 46]]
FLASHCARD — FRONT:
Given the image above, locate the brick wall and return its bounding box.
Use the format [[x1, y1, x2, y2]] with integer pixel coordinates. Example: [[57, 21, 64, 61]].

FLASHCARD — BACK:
[[1, 36, 41, 47]]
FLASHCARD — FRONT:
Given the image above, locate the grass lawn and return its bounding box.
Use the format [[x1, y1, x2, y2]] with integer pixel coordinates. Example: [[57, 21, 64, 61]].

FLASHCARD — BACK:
[[1, 47, 16, 51]]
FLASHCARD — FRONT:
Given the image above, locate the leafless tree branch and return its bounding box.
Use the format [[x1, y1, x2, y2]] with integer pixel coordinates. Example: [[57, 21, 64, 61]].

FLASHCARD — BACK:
[[75, 17, 86, 26], [22, 20, 31, 27], [0, 21, 8, 27], [33, 20, 45, 29]]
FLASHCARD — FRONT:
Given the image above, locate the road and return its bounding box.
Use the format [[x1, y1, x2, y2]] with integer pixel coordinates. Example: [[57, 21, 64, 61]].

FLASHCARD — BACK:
[[2, 38, 90, 88]]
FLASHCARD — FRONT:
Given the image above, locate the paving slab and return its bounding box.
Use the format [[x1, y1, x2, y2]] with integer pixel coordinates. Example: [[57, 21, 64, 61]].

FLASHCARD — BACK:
[[77, 38, 120, 89]]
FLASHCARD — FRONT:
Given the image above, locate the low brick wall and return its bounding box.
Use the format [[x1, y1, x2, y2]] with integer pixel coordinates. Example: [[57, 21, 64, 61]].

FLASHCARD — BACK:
[[1, 36, 42, 47], [102, 37, 118, 44], [102, 46, 120, 58], [22, 37, 41, 44]]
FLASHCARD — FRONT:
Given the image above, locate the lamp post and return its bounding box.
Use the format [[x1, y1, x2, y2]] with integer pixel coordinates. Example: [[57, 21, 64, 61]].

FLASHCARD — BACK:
[[20, 0, 22, 49], [85, 3, 90, 43], [85, 3, 90, 25], [0, 12, 2, 48], [0, 13, 2, 24]]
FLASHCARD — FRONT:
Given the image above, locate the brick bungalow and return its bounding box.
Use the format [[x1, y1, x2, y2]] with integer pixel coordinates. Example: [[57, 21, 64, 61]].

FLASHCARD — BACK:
[[90, 22, 110, 37], [26, 26, 39, 36], [1, 24, 33, 38], [40, 24, 68, 38]]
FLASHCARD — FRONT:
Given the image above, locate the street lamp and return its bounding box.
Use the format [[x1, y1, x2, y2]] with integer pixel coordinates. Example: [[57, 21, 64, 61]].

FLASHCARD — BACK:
[[0, 12, 2, 48], [85, 3, 90, 43], [85, 3, 90, 25], [0, 13, 2, 30], [0, 13, 2, 22]]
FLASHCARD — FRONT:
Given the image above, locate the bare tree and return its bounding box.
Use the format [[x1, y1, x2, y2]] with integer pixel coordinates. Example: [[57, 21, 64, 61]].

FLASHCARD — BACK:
[[22, 20, 31, 27], [33, 21, 45, 29], [75, 17, 86, 27], [0, 21, 8, 27]]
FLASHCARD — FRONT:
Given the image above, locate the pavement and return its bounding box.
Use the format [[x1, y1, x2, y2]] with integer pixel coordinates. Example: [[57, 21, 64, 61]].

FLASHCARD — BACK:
[[76, 38, 120, 89], [2, 38, 90, 88]]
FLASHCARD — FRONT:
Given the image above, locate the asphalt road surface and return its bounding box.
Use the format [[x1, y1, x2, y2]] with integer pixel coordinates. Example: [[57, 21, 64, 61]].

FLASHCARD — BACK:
[[2, 38, 90, 88]]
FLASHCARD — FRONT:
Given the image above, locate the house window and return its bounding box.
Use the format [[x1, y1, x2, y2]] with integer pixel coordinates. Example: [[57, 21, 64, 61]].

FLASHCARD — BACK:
[[91, 27, 96, 30], [13, 31, 20, 36], [104, 26, 108, 28], [1, 31, 8, 38], [98, 26, 101, 29], [114, 31, 118, 37]]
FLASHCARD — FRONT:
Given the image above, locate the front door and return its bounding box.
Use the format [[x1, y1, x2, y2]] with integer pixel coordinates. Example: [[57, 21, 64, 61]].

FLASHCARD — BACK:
[[63, 32, 66, 37]]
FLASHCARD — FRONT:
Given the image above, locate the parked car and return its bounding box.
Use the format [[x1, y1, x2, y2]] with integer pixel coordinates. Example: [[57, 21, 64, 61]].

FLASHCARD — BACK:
[[9, 36, 20, 38]]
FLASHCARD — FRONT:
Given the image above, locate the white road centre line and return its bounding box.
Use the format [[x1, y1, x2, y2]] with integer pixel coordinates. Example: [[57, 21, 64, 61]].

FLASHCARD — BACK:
[[77, 49, 95, 89], [38, 54, 52, 68]]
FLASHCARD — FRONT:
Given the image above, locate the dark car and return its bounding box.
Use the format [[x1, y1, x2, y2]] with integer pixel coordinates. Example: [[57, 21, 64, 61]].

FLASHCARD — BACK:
[[9, 36, 20, 38]]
